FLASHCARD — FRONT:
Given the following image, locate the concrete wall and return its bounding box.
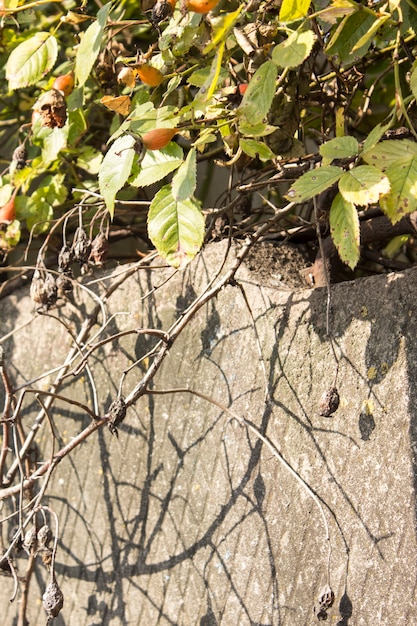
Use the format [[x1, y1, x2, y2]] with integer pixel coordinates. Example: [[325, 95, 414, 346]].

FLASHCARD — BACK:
[[1, 241, 417, 625]]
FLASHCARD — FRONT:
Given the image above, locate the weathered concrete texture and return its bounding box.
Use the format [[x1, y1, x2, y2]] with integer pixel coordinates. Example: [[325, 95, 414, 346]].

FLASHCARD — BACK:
[[1, 241, 417, 625]]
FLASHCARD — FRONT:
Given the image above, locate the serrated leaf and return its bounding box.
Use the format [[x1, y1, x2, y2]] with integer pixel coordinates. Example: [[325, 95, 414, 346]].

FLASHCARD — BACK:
[[6, 32, 58, 89], [237, 61, 278, 125], [172, 148, 197, 201], [147, 185, 204, 269], [240, 139, 275, 161], [279, 0, 311, 22], [272, 30, 315, 68], [99, 134, 136, 216], [338, 165, 390, 205], [131, 144, 183, 188], [362, 139, 417, 169], [320, 136, 358, 160], [285, 166, 342, 202], [329, 193, 360, 269], [75, 3, 111, 87], [380, 157, 417, 223]]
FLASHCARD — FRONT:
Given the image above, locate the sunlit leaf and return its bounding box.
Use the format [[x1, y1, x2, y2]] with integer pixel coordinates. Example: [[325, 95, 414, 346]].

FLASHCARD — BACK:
[[203, 6, 244, 53], [99, 134, 136, 216], [237, 61, 278, 125], [172, 148, 197, 201], [148, 185, 204, 269], [131, 144, 183, 188], [272, 30, 315, 68], [6, 32, 58, 89], [362, 139, 417, 169], [361, 117, 395, 153], [338, 165, 390, 205], [75, 3, 111, 87], [285, 166, 343, 202], [319, 136, 359, 160], [279, 0, 311, 22], [329, 192, 360, 269], [380, 157, 417, 223]]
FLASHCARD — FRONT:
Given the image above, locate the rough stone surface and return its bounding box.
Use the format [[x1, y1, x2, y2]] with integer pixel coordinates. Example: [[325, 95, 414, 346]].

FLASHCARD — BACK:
[[1, 241, 417, 625]]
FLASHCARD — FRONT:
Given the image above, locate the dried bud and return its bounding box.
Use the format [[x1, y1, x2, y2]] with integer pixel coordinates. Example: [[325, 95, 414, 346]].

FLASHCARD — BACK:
[[107, 397, 127, 437], [12, 144, 28, 169], [72, 228, 92, 266], [89, 232, 109, 266], [43, 577, 64, 619], [58, 244, 73, 273], [23, 526, 38, 555], [37, 524, 53, 550], [56, 273, 73, 298], [151, 0, 172, 25], [33, 89, 67, 129], [30, 271, 58, 308], [319, 386, 340, 417]]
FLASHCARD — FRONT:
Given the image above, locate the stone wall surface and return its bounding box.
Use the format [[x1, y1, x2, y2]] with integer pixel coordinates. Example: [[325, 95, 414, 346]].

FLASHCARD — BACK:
[[0, 241, 417, 625]]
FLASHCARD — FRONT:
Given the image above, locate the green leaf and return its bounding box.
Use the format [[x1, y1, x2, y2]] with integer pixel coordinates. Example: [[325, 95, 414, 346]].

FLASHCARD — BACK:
[[380, 157, 417, 223], [410, 62, 417, 102], [99, 134, 136, 216], [279, 0, 311, 22], [240, 139, 275, 161], [351, 14, 389, 53], [319, 136, 359, 160], [203, 6, 244, 54], [172, 148, 197, 201], [329, 193, 360, 269], [237, 61, 278, 125], [6, 32, 58, 89], [361, 117, 394, 154], [41, 126, 69, 167], [131, 144, 183, 188], [326, 10, 377, 64], [285, 165, 343, 203], [75, 3, 112, 87], [362, 139, 417, 170], [147, 185, 204, 269], [338, 165, 390, 205], [272, 30, 315, 69], [0, 221, 21, 251]]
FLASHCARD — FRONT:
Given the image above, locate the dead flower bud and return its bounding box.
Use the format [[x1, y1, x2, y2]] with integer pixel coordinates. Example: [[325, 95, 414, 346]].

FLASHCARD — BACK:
[[33, 89, 67, 129], [23, 526, 38, 555], [37, 524, 53, 550], [58, 244, 73, 273], [89, 232, 109, 266], [72, 228, 92, 267], [30, 270, 58, 308], [107, 397, 127, 437], [43, 577, 64, 619], [12, 144, 28, 170], [319, 386, 340, 417]]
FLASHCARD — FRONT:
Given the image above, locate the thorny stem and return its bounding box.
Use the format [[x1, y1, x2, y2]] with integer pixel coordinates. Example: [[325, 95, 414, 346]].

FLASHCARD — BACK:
[[125, 204, 295, 408]]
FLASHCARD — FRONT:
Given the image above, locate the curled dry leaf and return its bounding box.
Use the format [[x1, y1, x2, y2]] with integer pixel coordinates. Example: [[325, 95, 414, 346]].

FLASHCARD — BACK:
[[32, 89, 67, 129], [101, 95, 131, 116]]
